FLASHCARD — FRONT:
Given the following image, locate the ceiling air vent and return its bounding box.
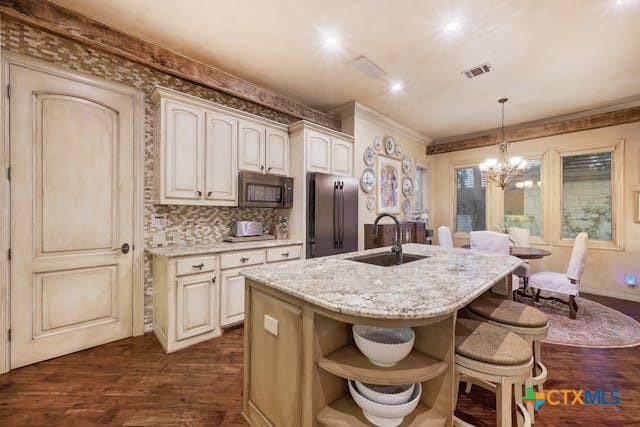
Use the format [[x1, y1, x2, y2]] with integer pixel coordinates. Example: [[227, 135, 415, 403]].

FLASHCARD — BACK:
[[462, 63, 492, 79], [350, 56, 386, 79]]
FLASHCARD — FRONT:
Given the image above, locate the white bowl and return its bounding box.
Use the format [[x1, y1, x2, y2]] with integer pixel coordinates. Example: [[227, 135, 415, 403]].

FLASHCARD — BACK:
[[352, 325, 415, 367], [348, 380, 422, 427], [355, 381, 415, 405]]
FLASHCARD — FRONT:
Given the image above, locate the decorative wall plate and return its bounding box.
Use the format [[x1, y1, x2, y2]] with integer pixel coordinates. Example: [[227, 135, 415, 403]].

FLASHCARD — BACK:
[[366, 196, 376, 211], [363, 145, 376, 166], [373, 136, 382, 151], [360, 167, 376, 193], [402, 176, 413, 196], [403, 198, 412, 214], [402, 155, 412, 174], [384, 136, 396, 155], [395, 144, 403, 157]]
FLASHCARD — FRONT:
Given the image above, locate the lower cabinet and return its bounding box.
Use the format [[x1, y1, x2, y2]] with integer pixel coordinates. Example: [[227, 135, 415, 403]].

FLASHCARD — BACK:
[[152, 244, 303, 353], [220, 269, 246, 327], [152, 254, 221, 353]]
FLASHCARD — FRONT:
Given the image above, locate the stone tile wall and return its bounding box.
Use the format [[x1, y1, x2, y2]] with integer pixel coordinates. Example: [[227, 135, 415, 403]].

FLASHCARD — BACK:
[[1, 18, 297, 331]]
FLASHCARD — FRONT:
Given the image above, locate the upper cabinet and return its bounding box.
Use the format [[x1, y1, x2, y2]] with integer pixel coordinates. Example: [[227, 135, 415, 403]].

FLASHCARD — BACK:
[[296, 124, 353, 177], [238, 121, 289, 176], [151, 87, 290, 206]]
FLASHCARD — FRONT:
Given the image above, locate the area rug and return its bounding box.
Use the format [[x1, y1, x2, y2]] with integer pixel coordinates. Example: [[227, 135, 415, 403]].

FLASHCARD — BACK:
[[514, 292, 640, 348]]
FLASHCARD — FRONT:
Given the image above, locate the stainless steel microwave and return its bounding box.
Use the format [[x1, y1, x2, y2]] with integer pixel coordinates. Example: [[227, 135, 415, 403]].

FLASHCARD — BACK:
[[238, 171, 294, 208]]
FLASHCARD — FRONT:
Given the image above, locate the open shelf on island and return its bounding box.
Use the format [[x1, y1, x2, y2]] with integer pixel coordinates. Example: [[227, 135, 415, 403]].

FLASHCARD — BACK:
[[318, 344, 448, 385], [317, 396, 448, 427]]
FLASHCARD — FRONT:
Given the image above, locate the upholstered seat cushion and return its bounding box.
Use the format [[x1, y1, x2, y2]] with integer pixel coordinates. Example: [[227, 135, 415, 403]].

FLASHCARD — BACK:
[[467, 296, 548, 328], [529, 271, 578, 296], [455, 319, 532, 366]]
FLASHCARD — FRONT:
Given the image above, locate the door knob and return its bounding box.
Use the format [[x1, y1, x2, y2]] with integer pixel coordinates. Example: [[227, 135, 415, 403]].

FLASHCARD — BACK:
[[115, 243, 130, 254]]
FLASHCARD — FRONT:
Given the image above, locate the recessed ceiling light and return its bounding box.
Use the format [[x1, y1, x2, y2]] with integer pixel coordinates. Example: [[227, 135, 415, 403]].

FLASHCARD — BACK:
[[324, 37, 339, 48], [390, 81, 403, 93], [444, 21, 461, 33]]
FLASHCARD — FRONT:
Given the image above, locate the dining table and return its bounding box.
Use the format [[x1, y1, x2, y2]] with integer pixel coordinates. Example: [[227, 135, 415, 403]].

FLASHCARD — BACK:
[[461, 244, 551, 260]]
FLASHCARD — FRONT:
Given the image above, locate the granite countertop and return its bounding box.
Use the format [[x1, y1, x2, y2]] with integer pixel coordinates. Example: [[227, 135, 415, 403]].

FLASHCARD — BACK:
[[241, 243, 523, 320], [146, 239, 304, 257]]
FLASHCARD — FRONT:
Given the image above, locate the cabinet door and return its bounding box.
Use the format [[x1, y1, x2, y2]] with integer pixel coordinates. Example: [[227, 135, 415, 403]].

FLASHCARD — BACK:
[[306, 130, 331, 173], [176, 272, 217, 340], [205, 111, 238, 204], [331, 137, 353, 176], [164, 100, 204, 200], [265, 128, 289, 176], [238, 120, 265, 173], [220, 269, 246, 326]]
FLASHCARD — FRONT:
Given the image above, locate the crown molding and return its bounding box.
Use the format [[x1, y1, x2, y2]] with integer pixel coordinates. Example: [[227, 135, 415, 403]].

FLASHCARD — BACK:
[[330, 101, 432, 146]]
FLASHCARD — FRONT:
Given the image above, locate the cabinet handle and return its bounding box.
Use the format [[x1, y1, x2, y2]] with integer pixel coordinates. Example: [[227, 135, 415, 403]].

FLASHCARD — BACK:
[[192, 263, 204, 270], [207, 191, 213, 197], [196, 190, 202, 197], [267, 167, 272, 172], [260, 165, 264, 171], [281, 252, 289, 257], [211, 278, 216, 284], [240, 257, 249, 263]]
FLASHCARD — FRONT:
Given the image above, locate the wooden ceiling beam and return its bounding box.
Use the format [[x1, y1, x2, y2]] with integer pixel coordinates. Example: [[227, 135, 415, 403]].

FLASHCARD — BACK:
[[427, 106, 640, 155], [0, 0, 341, 130]]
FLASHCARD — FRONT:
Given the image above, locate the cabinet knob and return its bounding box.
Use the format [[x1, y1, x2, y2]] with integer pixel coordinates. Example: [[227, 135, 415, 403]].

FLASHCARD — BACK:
[[267, 167, 272, 172], [260, 165, 264, 171], [196, 190, 202, 197], [207, 191, 213, 197], [211, 278, 216, 284]]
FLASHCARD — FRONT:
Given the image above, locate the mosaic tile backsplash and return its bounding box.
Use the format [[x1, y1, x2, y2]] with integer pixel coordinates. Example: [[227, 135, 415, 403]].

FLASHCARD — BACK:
[[1, 18, 294, 331]]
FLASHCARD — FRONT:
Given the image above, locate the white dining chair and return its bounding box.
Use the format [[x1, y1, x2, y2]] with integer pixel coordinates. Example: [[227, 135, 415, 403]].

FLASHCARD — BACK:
[[437, 225, 454, 248], [529, 232, 588, 319], [509, 227, 530, 247], [470, 231, 528, 294], [509, 227, 531, 288]]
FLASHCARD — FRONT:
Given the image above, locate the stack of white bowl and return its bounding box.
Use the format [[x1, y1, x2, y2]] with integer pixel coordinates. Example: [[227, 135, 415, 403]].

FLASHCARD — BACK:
[[349, 325, 421, 426]]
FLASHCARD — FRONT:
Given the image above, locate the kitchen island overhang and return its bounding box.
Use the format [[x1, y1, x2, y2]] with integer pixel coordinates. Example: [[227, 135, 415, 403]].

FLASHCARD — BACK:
[[240, 244, 523, 427]]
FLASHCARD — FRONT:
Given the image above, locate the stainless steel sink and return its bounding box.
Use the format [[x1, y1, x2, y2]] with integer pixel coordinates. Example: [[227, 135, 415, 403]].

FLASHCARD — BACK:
[[347, 252, 428, 267]]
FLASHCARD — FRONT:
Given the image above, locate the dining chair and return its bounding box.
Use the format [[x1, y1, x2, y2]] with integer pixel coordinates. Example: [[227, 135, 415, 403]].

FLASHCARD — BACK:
[[528, 232, 588, 319], [437, 225, 454, 248], [509, 227, 530, 247], [509, 227, 531, 288], [470, 231, 528, 294]]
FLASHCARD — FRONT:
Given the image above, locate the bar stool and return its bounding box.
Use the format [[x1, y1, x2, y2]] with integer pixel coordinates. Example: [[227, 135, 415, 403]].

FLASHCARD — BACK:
[[463, 296, 549, 421], [455, 318, 532, 427]]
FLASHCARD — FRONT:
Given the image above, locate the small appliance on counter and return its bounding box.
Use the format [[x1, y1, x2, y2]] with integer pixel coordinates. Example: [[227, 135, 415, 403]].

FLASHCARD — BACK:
[[223, 220, 276, 243]]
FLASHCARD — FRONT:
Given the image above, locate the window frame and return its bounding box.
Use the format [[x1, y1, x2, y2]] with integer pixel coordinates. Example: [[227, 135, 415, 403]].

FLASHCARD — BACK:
[[552, 139, 624, 251], [450, 160, 488, 238]]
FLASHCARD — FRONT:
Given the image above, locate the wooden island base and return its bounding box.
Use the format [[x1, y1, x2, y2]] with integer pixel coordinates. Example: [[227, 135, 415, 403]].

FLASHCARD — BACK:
[[242, 279, 455, 427]]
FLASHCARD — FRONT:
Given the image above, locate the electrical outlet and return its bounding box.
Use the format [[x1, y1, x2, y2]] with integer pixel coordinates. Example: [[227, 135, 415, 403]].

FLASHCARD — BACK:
[[151, 214, 167, 228], [264, 314, 279, 336]]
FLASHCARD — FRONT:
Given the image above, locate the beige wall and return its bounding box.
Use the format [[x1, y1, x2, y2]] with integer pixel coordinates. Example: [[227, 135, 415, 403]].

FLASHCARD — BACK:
[[339, 104, 431, 250], [428, 122, 640, 301]]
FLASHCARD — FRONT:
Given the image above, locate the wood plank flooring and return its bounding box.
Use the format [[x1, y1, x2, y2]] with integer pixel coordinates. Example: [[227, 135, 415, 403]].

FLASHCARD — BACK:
[[0, 295, 638, 426]]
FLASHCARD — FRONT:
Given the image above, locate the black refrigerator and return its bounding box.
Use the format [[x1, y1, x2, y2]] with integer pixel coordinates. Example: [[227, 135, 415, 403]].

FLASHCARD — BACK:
[[306, 172, 359, 258]]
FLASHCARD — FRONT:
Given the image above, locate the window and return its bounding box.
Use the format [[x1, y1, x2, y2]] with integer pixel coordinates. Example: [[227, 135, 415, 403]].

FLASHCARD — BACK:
[[562, 151, 612, 241], [504, 159, 541, 236], [415, 166, 428, 212], [455, 166, 486, 232]]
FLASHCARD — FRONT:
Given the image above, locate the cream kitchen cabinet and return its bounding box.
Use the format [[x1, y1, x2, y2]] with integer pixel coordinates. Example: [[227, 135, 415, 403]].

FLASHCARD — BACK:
[[152, 254, 221, 353], [238, 121, 290, 176], [151, 86, 289, 206], [220, 269, 246, 327], [302, 127, 353, 177]]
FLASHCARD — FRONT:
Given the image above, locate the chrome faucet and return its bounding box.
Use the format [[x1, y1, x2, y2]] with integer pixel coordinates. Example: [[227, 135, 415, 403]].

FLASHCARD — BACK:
[[371, 213, 403, 265]]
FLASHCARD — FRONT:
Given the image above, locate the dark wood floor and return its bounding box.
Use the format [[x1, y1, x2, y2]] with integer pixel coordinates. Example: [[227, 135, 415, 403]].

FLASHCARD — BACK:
[[0, 294, 638, 426]]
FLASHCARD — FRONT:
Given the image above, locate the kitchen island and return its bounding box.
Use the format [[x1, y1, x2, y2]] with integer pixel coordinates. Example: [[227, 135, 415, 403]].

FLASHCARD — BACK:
[[240, 244, 522, 427]]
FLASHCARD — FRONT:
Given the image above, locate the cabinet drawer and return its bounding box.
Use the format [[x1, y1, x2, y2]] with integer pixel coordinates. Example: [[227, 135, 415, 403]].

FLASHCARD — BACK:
[[266, 245, 302, 263], [176, 256, 217, 276], [220, 249, 266, 269]]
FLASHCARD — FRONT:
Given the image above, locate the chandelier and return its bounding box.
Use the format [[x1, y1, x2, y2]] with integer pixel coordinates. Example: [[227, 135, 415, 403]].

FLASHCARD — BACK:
[[479, 98, 527, 189]]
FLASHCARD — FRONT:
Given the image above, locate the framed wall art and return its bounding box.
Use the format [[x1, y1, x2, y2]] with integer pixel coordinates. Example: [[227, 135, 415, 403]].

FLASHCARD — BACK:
[[377, 155, 402, 214]]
